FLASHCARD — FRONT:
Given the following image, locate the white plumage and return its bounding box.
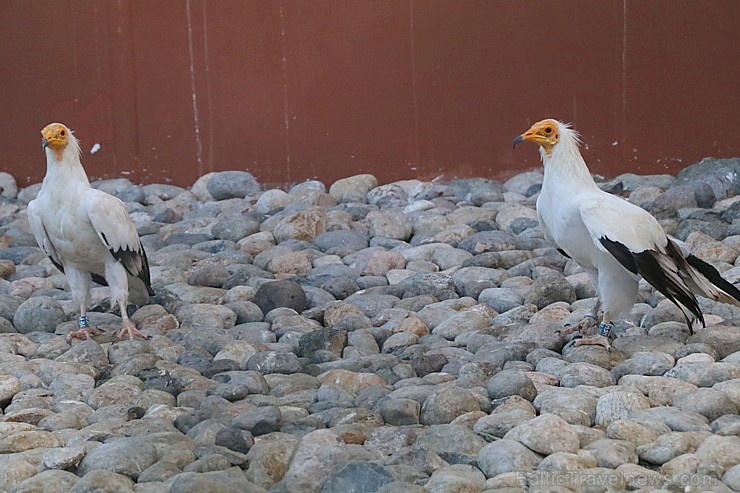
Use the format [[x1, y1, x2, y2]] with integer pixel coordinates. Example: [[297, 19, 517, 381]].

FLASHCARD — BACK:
[[514, 119, 740, 347], [27, 123, 153, 341]]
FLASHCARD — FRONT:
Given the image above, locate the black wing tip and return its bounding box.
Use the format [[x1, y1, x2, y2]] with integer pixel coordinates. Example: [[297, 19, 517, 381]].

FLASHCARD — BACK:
[[686, 254, 740, 303]]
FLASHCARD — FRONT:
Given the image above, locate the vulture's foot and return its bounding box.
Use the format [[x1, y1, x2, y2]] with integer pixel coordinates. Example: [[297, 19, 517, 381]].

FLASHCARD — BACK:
[[558, 314, 599, 337], [67, 326, 104, 341], [117, 320, 150, 341], [67, 314, 103, 341], [573, 335, 612, 351]]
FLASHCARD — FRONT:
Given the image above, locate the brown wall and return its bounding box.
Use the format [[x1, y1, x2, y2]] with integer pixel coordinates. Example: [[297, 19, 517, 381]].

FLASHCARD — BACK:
[[2, 1, 739, 188]]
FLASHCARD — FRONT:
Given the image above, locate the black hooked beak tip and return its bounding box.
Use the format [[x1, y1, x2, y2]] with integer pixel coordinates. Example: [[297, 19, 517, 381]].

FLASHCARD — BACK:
[[41, 138, 49, 151], [512, 135, 525, 149]]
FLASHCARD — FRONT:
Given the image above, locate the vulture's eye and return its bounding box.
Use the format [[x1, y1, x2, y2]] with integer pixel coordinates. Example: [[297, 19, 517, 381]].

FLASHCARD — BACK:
[[544, 127, 552, 134], [60, 130, 66, 137]]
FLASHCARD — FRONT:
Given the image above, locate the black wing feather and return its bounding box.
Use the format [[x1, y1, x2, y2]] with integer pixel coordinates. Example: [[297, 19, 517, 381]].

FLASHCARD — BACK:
[[600, 236, 703, 329], [686, 254, 740, 303], [111, 245, 154, 296], [599, 237, 638, 274]]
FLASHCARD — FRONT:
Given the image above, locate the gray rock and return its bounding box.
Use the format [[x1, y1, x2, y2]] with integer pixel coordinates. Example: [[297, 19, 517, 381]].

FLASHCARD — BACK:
[[478, 438, 541, 477], [321, 461, 395, 493], [479, 287, 523, 313], [423, 464, 486, 493], [69, 470, 135, 493], [473, 408, 536, 439], [611, 351, 675, 380], [212, 217, 261, 242], [595, 390, 651, 427], [329, 174, 378, 202], [420, 385, 481, 425], [637, 431, 710, 465], [13, 469, 80, 493], [723, 464, 740, 492], [415, 424, 487, 466], [315, 230, 369, 256], [673, 388, 738, 422], [630, 406, 711, 432], [486, 370, 537, 401], [77, 436, 159, 479], [534, 387, 598, 426], [252, 280, 308, 314], [524, 274, 576, 309], [583, 438, 638, 468], [687, 326, 740, 360], [379, 398, 420, 425], [695, 434, 740, 475], [168, 469, 266, 493], [452, 266, 507, 298], [233, 406, 283, 436], [504, 413, 580, 455], [247, 351, 303, 374], [282, 429, 350, 493], [13, 296, 66, 333], [560, 362, 616, 388], [207, 171, 260, 200]]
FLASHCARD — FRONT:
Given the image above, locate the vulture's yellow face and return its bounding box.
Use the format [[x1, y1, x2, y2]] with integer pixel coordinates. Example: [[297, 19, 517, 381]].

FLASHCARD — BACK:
[[41, 123, 70, 160], [513, 119, 560, 157]]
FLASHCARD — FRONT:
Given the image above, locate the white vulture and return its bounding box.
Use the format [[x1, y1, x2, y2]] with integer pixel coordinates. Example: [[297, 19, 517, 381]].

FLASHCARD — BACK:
[[513, 118, 740, 348], [27, 123, 153, 341]]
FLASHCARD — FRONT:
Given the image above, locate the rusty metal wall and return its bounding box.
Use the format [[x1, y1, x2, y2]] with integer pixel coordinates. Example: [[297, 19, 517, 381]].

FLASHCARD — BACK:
[[2, 0, 739, 188]]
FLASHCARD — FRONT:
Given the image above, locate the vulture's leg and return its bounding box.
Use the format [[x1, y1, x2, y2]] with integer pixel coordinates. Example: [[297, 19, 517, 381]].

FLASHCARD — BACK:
[[573, 312, 613, 351], [105, 263, 149, 341], [558, 299, 601, 336], [116, 300, 149, 341], [66, 270, 102, 341]]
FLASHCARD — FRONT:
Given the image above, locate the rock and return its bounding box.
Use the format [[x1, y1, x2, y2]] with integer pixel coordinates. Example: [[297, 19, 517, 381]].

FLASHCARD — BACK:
[[560, 362, 616, 388], [595, 390, 652, 427], [13, 469, 80, 493], [537, 451, 597, 471], [207, 171, 260, 200], [503, 413, 580, 455], [423, 464, 486, 493], [637, 431, 710, 465], [611, 351, 675, 380], [415, 424, 487, 466], [583, 438, 638, 468], [533, 387, 598, 426], [673, 388, 738, 422], [69, 470, 135, 493], [606, 419, 669, 447], [13, 296, 66, 334], [329, 174, 378, 202], [167, 469, 266, 493], [282, 429, 350, 493], [420, 385, 481, 425], [379, 398, 420, 426], [478, 439, 541, 477], [486, 370, 537, 401], [245, 434, 299, 489], [695, 434, 740, 476], [251, 280, 308, 314], [321, 461, 395, 493], [77, 436, 159, 479]]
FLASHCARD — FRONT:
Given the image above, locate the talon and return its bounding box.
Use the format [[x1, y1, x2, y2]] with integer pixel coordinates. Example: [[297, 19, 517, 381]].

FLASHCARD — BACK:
[[66, 326, 103, 342], [116, 320, 149, 341], [573, 335, 612, 351]]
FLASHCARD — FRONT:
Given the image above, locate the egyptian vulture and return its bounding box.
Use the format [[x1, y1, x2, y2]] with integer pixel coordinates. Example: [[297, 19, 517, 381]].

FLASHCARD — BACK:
[[27, 123, 153, 341], [514, 118, 740, 348]]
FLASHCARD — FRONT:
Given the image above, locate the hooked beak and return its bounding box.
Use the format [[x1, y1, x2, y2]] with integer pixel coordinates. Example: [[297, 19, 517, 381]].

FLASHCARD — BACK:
[[41, 138, 49, 151], [512, 135, 525, 149]]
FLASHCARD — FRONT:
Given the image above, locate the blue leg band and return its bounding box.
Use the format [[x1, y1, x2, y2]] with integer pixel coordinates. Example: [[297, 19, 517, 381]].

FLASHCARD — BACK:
[[78, 315, 90, 329], [599, 322, 612, 337]]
